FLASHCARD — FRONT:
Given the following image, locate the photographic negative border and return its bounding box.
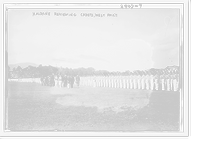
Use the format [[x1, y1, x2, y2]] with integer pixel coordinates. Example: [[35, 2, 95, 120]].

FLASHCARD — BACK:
[[4, 3, 184, 132]]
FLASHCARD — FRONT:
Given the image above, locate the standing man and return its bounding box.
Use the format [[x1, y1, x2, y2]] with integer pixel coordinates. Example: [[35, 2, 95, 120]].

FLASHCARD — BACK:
[[165, 72, 170, 91], [63, 74, 68, 87], [174, 73, 179, 91], [154, 71, 159, 91], [54, 74, 59, 87], [145, 71, 150, 90], [47, 76, 51, 86], [126, 75, 130, 89], [177, 67, 180, 91], [58, 75, 62, 88], [118, 75, 121, 88], [160, 70, 166, 91], [31, 73, 34, 83], [40, 76, 44, 86], [105, 75, 108, 87], [129, 75, 133, 89], [50, 74, 55, 86], [137, 71, 142, 90], [70, 76, 75, 88], [75, 75, 80, 87], [67, 75, 70, 88], [170, 70, 174, 91], [93, 75, 97, 87], [61, 75, 65, 87], [119, 75, 123, 88], [133, 72, 137, 89], [141, 71, 145, 90], [149, 72, 155, 91], [122, 75, 126, 89]]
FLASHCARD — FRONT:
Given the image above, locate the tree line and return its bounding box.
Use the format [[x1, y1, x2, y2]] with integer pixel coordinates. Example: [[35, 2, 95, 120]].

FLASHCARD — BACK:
[[8, 64, 179, 79]]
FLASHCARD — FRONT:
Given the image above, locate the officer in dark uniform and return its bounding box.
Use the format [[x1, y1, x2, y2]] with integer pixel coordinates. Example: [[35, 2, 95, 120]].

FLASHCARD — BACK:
[[69, 76, 75, 88], [40, 76, 44, 86], [63, 75, 68, 87], [50, 74, 55, 86], [75, 75, 80, 87]]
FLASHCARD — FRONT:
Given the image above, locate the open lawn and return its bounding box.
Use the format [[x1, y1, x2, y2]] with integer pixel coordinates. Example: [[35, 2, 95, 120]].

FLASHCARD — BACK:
[[6, 82, 180, 131]]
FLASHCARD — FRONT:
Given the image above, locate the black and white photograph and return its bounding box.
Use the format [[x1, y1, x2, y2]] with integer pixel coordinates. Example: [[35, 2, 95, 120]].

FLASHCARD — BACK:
[[1, 1, 190, 137]]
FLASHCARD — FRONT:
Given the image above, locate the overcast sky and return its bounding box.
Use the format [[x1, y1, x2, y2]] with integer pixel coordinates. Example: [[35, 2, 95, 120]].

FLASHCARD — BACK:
[[8, 8, 180, 71]]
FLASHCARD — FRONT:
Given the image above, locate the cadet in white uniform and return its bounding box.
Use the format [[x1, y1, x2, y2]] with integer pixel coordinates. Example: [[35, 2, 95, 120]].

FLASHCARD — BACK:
[[154, 74, 159, 91], [99, 76, 103, 87], [110, 76, 114, 88], [110, 75, 114, 88], [175, 74, 179, 91], [130, 75, 133, 89], [113, 76, 117, 88], [105, 76, 109, 87], [176, 70, 180, 91], [172, 73, 177, 91], [150, 74, 155, 90], [100, 76, 104, 87], [107, 76, 110, 88], [119, 75, 123, 88], [108, 75, 111, 88], [161, 72, 165, 91], [137, 72, 142, 90], [145, 71, 150, 90], [58, 75, 62, 87], [122, 74, 126, 88], [133, 74, 137, 89], [104, 76, 107, 87], [117, 75, 120, 88], [141, 72, 146, 90], [165, 70, 170, 91], [54, 75, 59, 87], [119, 76, 122, 88], [95, 76, 98, 87], [166, 74, 170, 91], [170, 71, 174, 91], [113, 75, 116, 88], [125, 76, 128, 89], [93, 76, 97, 87]]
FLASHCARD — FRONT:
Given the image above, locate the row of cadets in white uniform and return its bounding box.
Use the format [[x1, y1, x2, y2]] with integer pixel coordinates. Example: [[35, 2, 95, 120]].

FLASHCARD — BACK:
[[80, 74, 179, 91]]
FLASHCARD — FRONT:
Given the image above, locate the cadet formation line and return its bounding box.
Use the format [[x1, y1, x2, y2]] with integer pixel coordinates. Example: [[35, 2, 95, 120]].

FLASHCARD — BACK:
[[41, 71, 180, 91]]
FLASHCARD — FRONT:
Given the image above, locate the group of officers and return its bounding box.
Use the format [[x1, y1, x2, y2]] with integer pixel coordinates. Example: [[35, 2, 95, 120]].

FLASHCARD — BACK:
[[40, 74, 80, 88], [80, 73, 180, 92]]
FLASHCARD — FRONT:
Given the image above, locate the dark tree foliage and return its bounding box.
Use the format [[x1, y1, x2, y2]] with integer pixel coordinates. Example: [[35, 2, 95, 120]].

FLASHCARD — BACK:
[[8, 64, 180, 79]]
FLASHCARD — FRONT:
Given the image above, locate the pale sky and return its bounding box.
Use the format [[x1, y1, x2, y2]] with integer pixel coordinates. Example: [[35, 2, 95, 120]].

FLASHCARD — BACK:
[[8, 8, 180, 71]]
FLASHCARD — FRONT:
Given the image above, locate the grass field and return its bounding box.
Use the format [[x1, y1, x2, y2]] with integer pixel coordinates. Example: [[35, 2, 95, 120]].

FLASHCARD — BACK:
[[6, 82, 180, 131]]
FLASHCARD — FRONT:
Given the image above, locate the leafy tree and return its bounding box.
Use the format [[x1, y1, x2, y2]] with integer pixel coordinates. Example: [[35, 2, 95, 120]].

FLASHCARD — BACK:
[[15, 66, 23, 78], [21, 67, 27, 78]]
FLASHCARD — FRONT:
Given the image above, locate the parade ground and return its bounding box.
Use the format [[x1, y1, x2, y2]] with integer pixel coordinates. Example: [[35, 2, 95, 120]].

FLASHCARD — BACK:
[[7, 81, 180, 131]]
